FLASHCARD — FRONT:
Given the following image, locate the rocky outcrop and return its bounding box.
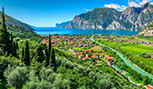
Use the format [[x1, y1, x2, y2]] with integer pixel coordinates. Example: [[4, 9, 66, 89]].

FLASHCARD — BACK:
[[58, 3, 153, 31], [139, 21, 153, 36], [106, 21, 127, 30]]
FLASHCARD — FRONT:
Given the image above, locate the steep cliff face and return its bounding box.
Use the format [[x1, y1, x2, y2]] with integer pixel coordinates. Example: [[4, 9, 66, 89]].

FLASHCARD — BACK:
[[106, 20, 127, 30], [65, 8, 123, 30], [119, 7, 141, 24], [135, 4, 153, 31], [57, 3, 153, 31]]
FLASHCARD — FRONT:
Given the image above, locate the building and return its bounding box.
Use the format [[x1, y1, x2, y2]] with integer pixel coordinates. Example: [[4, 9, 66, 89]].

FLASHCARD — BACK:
[[86, 54, 89, 57], [94, 53, 99, 56], [146, 85, 153, 89], [78, 55, 84, 58], [83, 57, 90, 61], [92, 56, 98, 60], [105, 55, 113, 62], [100, 54, 104, 57]]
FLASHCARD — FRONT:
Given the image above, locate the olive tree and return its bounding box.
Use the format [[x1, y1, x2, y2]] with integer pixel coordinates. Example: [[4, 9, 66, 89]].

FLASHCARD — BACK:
[[4, 66, 28, 89]]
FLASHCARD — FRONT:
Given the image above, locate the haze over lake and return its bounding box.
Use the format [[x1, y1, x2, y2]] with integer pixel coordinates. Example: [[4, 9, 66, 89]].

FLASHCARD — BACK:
[[35, 27, 139, 36]]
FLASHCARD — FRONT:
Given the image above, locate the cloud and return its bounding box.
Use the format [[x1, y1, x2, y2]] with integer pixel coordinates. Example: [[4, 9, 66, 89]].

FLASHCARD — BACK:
[[103, 0, 153, 11], [140, 0, 151, 5], [104, 3, 127, 11], [84, 8, 90, 11], [151, 2, 153, 4], [128, 0, 141, 7], [128, 0, 152, 7]]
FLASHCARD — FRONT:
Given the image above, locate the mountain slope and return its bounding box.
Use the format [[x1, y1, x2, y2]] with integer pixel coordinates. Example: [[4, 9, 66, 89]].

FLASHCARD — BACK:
[[57, 3, 153, 31], [0, 13, 34, 31], [0, 12, 41, 42]]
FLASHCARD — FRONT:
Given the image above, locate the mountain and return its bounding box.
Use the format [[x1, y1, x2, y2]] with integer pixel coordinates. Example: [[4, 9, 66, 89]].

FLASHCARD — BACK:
[[0, 11, 42, 41], [56, 21, 71, 28], [138, 20, 153, 36], [0, 12, 34, 31], [57, 3, 153, 31]]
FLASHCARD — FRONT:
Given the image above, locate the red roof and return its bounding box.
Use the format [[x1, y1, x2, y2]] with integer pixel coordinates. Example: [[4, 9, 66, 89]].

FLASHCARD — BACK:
[[147, 85, 153, 89], [79, 55, 84, 57], [105, 55, 109, 58], [83, 57, 89, 60], [92, 56, 97, 59]]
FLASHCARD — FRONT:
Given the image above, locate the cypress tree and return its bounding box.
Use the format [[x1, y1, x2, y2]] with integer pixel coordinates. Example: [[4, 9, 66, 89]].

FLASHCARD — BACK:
[[50, 48, 56, 71], [24, 40, 30, 65], [0, 7, 12, 55], [45, 45, 49, 66], [22, 47, 24, 59], [35, 45, 44, 63], [48, 34, 52, 57], [10, 32, 13, 43], [12, 41, 19, 57], [12, 41, 16, 56]]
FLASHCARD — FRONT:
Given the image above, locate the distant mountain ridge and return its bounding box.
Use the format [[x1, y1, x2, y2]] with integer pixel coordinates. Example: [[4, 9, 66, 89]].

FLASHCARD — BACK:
[[56, 3, 153, 31], [56, 21, 71, 28]]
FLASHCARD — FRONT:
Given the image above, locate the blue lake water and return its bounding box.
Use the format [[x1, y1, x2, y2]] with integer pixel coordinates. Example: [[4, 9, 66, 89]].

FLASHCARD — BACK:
[[35, 27, 139, 36]]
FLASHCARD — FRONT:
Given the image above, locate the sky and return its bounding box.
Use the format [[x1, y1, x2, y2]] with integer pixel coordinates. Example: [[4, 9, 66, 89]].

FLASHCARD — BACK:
[[0, 0, 153, 27]]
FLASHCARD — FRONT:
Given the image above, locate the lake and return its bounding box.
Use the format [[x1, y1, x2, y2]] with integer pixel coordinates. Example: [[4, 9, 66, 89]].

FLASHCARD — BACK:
[[34, 27, 139, 36]]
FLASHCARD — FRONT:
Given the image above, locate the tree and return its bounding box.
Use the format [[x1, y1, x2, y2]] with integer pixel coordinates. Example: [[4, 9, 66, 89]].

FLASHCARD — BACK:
[[48, 34, 52, 57], [10, 32, 13, 43], [4, 66, 28, 89], [50, 48, 56, 71], [22, 47, 24, 59], [11, 41, 19, 57], [96, 79, 114, 89], [50, 48, 55, 64], [24, 40, 30, 65], [35, 45, 44, 63], [45, 45, 49, 66], [12, 41, 17, 57], [0, 7, 12, 55]]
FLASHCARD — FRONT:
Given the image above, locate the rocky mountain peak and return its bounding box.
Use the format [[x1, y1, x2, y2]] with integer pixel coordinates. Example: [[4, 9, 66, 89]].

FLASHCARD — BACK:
[[141, 2, 151, 10], [56, 3, 153, 31]]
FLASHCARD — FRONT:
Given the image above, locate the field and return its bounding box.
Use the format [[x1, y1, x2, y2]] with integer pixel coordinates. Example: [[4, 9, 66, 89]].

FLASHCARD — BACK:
[[96, 37, 153, 71], [121, 44, 153, 54], [90, 46, 102, 50]]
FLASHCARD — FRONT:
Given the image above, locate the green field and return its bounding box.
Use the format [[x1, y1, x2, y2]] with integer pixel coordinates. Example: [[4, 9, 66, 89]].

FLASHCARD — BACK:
[[121, 44, 153, 54]]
